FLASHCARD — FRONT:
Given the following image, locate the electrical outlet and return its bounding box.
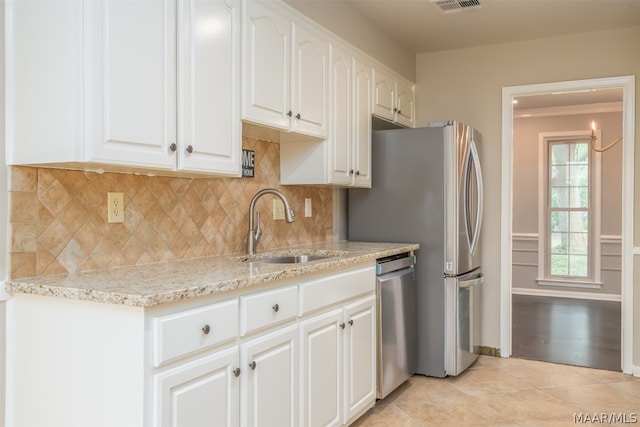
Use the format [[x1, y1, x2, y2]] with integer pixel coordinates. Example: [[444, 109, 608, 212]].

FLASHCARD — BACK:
[[107, 192, 124, 224], [273, 199, 285, 220], [304, 198, 312, 217]]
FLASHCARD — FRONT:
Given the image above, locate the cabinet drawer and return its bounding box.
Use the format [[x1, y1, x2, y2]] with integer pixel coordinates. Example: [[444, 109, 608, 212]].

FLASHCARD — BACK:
[[299, 266, 375, 315], [240, 285, 298, 336], [153, 299, 239, 367]]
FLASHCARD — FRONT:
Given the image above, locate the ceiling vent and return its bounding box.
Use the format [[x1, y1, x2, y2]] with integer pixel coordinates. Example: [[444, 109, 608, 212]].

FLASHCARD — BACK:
[[431, 0, 482, 13]]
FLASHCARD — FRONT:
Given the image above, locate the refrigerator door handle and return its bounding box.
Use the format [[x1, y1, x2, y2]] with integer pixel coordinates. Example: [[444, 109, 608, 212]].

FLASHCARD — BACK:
[[459, 274, 484, 288], [465, 138, 484, 255]]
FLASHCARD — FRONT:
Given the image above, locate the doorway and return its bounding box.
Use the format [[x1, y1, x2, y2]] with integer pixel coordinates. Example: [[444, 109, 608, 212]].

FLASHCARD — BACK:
[[500, 76, 635, 374]]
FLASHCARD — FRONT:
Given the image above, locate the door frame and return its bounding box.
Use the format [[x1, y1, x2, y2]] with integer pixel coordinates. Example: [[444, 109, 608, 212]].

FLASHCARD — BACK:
[[500, 76, 635, 374]]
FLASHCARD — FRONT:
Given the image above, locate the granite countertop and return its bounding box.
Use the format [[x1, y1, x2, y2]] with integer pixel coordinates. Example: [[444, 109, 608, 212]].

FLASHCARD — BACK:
[[6, 241, 419, 307]]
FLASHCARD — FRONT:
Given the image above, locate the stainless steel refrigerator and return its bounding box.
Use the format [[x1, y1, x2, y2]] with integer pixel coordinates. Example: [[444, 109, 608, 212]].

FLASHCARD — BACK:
[[348, 121, 484, 377]]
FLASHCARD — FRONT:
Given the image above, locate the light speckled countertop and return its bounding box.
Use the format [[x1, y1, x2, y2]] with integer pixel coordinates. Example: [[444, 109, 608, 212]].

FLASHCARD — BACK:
[[6, 241, 419, 307]]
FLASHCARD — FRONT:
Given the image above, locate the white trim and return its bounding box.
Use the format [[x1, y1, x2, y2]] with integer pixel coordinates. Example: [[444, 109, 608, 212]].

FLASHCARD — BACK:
[[536, 278, 602, 289], [634, 247, 640, 256], [513, 233, 622, 243], [512, 287, 621, 302], [633, 365, 640, 378], [501, 75, 635, 374], [514, 101, 622, 119], [512, 233, 538, 241]]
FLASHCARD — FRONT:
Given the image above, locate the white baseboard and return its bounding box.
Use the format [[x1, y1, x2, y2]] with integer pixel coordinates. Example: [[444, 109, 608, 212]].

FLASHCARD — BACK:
[[512, 287, 621, 302], [633, 365, 640, 378]]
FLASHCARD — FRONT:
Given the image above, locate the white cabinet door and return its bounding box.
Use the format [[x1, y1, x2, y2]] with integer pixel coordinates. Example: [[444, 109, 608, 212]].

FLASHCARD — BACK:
[[153, 346, 240, 427], [290, 22, 329, 138], [299, 308, 343, 427], [241, 324, 298, 427], [243, 1, 328, 139], [6, 0, 84, 165], [343, 295, 376, 424], [327, 45, 353, 186], [177, 0, 241, 175], [372, 66, 415, 129], [242, 0, 291, 131], [352, 59, 373, 188], [87, 0, 177, 169], [395, 78, 415, 128], [327, 48, 370, 188], [372, 67, 396, 122]]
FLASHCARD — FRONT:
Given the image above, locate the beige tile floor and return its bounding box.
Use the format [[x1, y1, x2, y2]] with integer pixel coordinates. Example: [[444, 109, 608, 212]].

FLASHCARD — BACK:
[[352, 356, 640, 426]]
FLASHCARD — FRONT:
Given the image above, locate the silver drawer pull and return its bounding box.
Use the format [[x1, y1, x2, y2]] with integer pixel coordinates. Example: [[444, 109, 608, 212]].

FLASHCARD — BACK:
[[272, 303, 279, 313], [201, 324, 211, 335], [233, 368, 241, 377], [249, 361, 256, 370]]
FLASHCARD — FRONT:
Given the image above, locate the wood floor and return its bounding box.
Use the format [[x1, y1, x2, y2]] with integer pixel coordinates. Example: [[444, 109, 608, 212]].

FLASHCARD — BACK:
[[512, 294, 621, 371]]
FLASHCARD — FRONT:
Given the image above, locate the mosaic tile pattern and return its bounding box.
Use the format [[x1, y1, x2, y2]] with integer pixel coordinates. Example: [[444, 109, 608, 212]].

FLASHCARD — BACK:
[[8, 137, 333, 278]]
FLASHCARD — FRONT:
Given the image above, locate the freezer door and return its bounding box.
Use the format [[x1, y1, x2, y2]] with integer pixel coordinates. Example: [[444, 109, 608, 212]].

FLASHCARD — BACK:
[[444, 270, 483, 376]]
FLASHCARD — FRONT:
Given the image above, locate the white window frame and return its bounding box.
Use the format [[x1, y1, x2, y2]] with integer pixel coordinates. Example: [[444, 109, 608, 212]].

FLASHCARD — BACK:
[[537, 129, 602, 288]]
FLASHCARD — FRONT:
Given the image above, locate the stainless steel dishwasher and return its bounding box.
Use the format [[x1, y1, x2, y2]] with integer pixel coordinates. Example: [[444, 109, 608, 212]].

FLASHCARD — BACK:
[[376, 253, 417, 399]]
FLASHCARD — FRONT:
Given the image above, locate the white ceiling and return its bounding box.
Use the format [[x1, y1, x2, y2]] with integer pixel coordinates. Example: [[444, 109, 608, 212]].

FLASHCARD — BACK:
[[342, 0, 640, 54]]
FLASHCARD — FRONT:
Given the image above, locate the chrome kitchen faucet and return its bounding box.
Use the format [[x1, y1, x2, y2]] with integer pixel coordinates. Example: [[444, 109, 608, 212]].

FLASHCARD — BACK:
[[247, 188, 295, 255]]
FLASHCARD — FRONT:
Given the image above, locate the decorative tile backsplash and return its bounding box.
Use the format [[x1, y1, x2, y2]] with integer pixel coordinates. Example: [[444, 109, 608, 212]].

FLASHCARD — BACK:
[[8, 137, 333, 278]]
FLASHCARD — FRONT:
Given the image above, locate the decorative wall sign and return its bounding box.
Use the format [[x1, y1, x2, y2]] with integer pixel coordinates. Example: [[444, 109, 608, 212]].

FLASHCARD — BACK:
[[242, 149, 255, 177]]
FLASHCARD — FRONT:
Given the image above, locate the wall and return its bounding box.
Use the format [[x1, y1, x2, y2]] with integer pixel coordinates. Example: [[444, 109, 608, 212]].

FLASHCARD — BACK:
[[283, 0, 415, 81], [415, 26, 640, 363], [7, 137, 333, 279], [512, 112, 623, 295]]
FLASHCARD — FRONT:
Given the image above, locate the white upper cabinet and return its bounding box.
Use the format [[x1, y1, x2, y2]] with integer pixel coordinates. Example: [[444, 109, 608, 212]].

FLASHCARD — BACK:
[[86, 0, 177, 170], [282, 44, 371, 188], [5, 0, 84, 165], [327, 45, 354, 187], [373, 66, 415, 128], [242, 0, 329, 139], [352, 58, 373, 187], [326, 46, 371, 188], [177, 0, 242, 174], [6, 0, 241, 177]]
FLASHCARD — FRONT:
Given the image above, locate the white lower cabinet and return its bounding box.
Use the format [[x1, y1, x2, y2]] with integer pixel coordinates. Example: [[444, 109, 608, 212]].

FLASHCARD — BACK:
[[241, 324, 299, 427], [7, 265, 376, 427], [299, 293, 376, 427], [300, 308, 343, 427], [343, 296, 377, 423], [153, 346, 240, 427]]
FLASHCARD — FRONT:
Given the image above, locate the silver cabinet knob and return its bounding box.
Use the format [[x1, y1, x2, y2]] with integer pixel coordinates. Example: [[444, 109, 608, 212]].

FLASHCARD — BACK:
[[249, 361, 256, 370], [233, 368, 241, 377], [349, 170, 354, 176], [295, 113, 301, 119], [186, 145, 193, 154], [202, 324, 211, 335], [340, 322, 345, 329], [348, 319, 354, 326], [287, 111, 293, 117], [272, 303, 279, 313], [355, 171, 360, 176], [169, 143, 177, 152]]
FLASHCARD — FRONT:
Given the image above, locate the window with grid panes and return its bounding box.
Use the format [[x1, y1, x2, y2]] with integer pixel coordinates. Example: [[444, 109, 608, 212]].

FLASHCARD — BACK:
[[547, 140, 591, 278]]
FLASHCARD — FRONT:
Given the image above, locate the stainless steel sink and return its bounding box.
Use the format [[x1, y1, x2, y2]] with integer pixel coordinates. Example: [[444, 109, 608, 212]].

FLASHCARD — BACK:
[[257, 254, 333, 264]]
